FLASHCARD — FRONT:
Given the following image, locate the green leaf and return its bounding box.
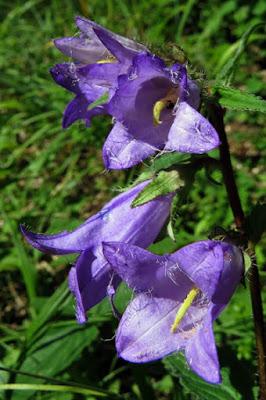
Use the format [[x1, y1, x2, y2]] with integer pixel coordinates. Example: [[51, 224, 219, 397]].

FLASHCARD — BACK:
[[164, 354, 241, 400], [214, 86, 266, 113], [246, 203, 266, 244], [132, 170, 184, 207], [88, 92, 109, 110], [26, 280, 70, 342], [152, 153, 191, 172], [13, 322, 99, 399], [216, 22, 266, 85]]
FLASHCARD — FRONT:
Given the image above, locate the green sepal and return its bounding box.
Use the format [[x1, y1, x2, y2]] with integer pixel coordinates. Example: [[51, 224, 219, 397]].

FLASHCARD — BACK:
[[243, 251, 252, 274]]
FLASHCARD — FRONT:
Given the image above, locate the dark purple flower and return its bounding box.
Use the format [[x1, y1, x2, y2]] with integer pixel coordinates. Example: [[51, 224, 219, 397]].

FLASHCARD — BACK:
[[51, 17, 147, 128], [104, 53, 220, 169], [103, 240, 243, 383], [21, 181, 172, 323]]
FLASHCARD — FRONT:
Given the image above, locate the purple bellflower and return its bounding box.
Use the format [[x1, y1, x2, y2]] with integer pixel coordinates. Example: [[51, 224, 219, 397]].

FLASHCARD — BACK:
[[103, 240, 244, 383], [104, 53, 220, 169], [51, 17, 147, 128], [21, 181, 172, 323], [52, 19, 219, 168]]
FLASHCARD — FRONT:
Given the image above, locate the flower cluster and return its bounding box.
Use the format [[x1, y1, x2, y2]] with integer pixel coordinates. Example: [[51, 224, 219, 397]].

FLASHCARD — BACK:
[[51, 17, 220, 169], [22, 17, 244, 384]]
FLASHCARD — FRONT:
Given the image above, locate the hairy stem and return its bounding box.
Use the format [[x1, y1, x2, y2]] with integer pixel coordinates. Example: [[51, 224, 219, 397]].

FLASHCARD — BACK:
[[209, 102, 266, 400]]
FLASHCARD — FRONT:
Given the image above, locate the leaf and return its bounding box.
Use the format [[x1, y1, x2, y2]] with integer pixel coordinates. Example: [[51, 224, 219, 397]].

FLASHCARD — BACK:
[[164, 354, 241, 400], [152, 153, 191, 172], [13, 322, 99, 400], [88, 92, 109, 110], [26, 280, 70, 343], [132, 170, 184, 207], [246, 203, 266, 244], [149, 237, 179, 255], [216, 22, 266, 85], [214, 86, 266, 113]]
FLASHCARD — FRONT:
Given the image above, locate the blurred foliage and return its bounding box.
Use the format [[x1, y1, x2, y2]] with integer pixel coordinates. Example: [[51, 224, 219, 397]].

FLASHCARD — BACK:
[[0, 0, 266, 399]]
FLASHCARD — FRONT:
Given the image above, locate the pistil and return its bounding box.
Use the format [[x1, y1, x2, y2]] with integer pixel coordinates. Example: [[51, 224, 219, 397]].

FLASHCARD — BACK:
[[152, 87, 178, 126], [97, 57, 116, 64], [171, 287, 200, 333]]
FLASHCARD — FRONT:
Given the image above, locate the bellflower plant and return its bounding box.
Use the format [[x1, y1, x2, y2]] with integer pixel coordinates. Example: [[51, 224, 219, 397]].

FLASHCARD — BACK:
[[21, 181, 172, 323], [103, 240, 244, 384], [19, 12, 266, 397]]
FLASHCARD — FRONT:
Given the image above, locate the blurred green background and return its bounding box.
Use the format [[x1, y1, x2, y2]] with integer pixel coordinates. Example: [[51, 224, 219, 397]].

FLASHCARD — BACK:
[[0, 0, 266, 399]]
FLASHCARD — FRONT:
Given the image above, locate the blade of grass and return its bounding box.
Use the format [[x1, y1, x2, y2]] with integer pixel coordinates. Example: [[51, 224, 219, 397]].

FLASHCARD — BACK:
[[0, 383, 121, 398], [26, 280, 70, 342]]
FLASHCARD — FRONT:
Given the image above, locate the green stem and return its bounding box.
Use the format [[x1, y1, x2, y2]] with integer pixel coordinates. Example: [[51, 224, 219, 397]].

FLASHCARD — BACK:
[[209, 102, 266, 400]]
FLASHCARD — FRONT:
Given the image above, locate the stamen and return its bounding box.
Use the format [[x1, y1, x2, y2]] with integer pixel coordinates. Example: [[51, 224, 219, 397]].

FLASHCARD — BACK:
[[171, 287, 200, 333], [152, 87, 179, 126], [97, 57, 116, 64]]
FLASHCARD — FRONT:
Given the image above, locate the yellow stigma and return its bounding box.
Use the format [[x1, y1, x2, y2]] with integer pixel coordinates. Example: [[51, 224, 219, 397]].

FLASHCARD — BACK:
[[152, 87, 179, 126], [171, 287, 200, 333], [97, 57, 116, 64], [153, 100, 168, 125]]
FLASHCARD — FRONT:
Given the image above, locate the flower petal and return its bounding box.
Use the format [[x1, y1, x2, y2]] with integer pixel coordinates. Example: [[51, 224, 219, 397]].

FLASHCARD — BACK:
[[212, 243, 243, 304], [50, 63, 80, 93], [187, 79, 200, 109], [76, 16, 147, 54], [54, 37, 108, 64], [21, 180, 172, 254], [62, 95, 89, 128], [116, 294, 184, 362], [103, 122, 157, 169], [185, 306, 221, 384], [68, 248, 121, 323], [165, 102, 220, 153], [108, 53, 172, 146], [170, 241, 224, 300], [103, 242, 190, 300]]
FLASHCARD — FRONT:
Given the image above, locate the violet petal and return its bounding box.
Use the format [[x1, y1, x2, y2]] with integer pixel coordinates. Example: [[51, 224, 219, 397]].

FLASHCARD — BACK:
[[166, 101, 220, 153]]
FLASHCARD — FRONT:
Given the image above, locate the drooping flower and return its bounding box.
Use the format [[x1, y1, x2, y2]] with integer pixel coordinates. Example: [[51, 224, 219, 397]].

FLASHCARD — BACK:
[[51, 17, 147, 128], [21, 181, 172, 323], [104, 53, 220, 169], [103, 240, 243, 383]]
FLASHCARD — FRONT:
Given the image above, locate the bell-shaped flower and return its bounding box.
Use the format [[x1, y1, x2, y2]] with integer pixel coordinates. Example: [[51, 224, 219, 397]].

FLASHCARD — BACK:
[[104, 53, 220, 169], [51, 17, 147, 128], [102, 240, 243, 383], [21, 181, 172, 323]]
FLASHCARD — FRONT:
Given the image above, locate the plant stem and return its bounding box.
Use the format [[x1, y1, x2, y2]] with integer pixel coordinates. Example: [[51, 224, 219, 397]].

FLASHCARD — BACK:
[[209, 102, 266, 400]]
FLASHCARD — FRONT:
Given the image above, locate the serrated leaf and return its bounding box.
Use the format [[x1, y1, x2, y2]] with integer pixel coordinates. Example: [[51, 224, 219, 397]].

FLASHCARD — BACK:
[[132, 170, 184, 207], [164, 354, 241, 400], [215, 86, 266, 113]]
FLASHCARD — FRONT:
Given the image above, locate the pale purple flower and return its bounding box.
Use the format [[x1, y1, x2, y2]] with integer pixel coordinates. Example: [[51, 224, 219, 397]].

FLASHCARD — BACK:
[[103, 240, 243, 383], [21, 181, 172, 323], [51, 17, 147, 128], [104, 53, 220, 169]]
